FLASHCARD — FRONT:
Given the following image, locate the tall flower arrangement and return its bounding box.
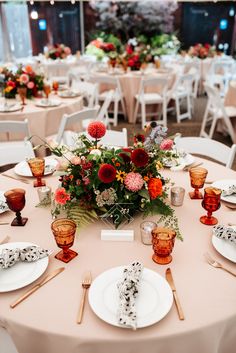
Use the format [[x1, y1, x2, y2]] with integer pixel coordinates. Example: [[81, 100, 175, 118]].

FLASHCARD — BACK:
[[1, 65, 44, 99], [50, 122, 181, 238], [188, 43, 218, 59]]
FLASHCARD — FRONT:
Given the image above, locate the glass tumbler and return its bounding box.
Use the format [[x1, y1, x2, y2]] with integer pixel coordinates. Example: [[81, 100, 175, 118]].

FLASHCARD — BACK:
[[189, 167, 208, 199], [152, 227, 176, 265], [140, 221, 157, 245]]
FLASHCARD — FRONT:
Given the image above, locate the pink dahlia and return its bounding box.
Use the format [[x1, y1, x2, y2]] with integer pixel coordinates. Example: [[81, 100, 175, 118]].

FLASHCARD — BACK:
[[19, 74, 29, 85], [124, 172, 144, 192], [98, 164, 116, 183], [55, 187, 70, 205], [160, 139, 174, 151], [27, 81, 34, 89], [87, 121, 106, 139]]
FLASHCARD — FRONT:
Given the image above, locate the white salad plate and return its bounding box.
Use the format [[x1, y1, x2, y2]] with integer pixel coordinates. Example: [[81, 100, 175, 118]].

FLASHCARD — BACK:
[[58, 90, 81, 98], [0, 191, 8, 214], [0, 103, 22, 113], [35, 99, 61, 107], [14, 157, 58, 177], [0, 242, 49, 292], [164, 153, 195, 168], [212, 180, 236, 204], [212, 226, 236, 263], [88, 266, 173, 328]]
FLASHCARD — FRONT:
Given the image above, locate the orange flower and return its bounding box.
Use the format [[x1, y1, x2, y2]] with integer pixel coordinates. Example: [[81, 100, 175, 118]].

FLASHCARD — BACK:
[[115, 162, 120, 167], [148, 178, 163, 199], [25, 65, 33, 74], [143, 176, 149, 182]]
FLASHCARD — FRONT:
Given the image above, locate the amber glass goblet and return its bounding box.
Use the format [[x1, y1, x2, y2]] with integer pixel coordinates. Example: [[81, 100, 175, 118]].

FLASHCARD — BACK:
[[151, 227, 176, 265], [51, 218, 78, 263], [4, 189, 28, 226], [189, 167, 208, 199], [18, 86, 27, 105], [52, 81, 59, 94], [200, 187, 222, 225], [43, 84, 51, 100], [27, 158, 46, 187]]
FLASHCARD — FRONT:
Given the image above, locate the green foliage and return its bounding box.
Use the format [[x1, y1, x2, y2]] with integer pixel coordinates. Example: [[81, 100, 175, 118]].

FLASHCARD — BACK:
[[67, 203, 98, 228]]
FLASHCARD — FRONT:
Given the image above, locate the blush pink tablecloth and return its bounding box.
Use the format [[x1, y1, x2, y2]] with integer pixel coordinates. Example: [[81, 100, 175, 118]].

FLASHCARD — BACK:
[[0, 157, 236, 353], [0, 96, 83, 156]]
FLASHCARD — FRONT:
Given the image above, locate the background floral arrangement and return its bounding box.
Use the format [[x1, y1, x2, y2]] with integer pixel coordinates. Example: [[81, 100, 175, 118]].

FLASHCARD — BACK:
[[46, 43, 71, 60], [1, 65, 44, 99], [188, 43, 218, 59], [49, 122, 181, 238]]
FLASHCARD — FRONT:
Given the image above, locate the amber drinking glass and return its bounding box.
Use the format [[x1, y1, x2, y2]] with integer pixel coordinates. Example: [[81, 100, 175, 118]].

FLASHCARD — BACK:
[[18, 86, 27, 105], [43, 84, 51, 100], [200, 187, 222, 225], [189, 167, 208, 199], [151, 227, 176, 265], [52, 81, 59, 94], [4, 189, 28, 226], [51, 218, 78, 263], [27, 158, 46, 187]]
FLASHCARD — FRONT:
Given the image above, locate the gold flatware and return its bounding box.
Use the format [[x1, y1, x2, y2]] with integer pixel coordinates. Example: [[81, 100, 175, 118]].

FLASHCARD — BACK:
[[0, 222, 9, 225], [77, 271, 92, 324], [183, 162, 203, 172], [0, 235, 10, 244], [165, 268, 185, 320], [10, 267, 65, 308], [204, 252, 236, 277], [228, 223, 236, 226], [205, 181, 214, 185], [1, 173, 30, 184]]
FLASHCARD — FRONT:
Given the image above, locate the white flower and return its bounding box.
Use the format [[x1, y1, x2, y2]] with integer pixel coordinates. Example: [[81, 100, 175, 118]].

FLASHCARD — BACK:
[[89, 149, 102, 156]]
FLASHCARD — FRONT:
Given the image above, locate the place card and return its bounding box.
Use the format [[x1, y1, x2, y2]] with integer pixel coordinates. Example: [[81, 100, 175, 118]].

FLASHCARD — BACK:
[[101, 229, 134, 242]]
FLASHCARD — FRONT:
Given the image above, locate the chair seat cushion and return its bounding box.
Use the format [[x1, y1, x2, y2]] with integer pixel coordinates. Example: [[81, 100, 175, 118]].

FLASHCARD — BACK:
[[135, 93, 163, 104]]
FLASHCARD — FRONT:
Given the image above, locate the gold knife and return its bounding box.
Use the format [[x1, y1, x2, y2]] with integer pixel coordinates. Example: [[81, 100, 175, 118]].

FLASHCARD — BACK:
[[183, 162, 203, 172], [165, 268, 185, 320], [10, 267, 65, 308]]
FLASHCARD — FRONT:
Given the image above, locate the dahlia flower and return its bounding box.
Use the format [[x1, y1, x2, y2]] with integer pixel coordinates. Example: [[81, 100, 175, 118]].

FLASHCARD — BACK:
[[55, 187, 70, 205], [87, 121, 106, 139], [160, 139, 174, 151], [131, 148, 149, 167], [98, 164, 116, 183], [148, 178, 163, 199], [124, 172, 144, 192]]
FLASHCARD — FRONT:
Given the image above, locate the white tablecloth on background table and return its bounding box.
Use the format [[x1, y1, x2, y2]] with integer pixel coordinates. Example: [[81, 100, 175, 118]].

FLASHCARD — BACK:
[[0, 157, 236, 353]]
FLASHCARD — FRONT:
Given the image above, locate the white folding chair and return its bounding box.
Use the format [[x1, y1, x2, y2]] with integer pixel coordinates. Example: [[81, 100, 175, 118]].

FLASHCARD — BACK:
[[0, 327, 18, 353], [168, 73, 194, 123], [175, 136, 236, 169], [99, 128, 128, 148], [92, 75, 127, 127], [82, 90, 114, 130], [70, 80, 98, 108], [134, 76, 169, 129], [54, 108, 99, 146], [0, 120, 35, 167], [200, 84, 236, 143]]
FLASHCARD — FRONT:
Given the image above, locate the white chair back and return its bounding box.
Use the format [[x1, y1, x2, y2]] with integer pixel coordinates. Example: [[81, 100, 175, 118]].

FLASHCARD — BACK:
[[0, 119, 31, 139], [175, 136, 236, 169], [96, 90, 114, 126], [56, 108, 98, 145], [71, 81, 98, 108], [99, 128, 128, 148]]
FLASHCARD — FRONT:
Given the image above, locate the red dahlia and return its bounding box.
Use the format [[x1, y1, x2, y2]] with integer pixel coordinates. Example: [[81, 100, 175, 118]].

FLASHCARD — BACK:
[[131, 148, 149, 167], [119, 148, 132, 163], [87, 121, 106, 139], [98, 164, 116, 183]]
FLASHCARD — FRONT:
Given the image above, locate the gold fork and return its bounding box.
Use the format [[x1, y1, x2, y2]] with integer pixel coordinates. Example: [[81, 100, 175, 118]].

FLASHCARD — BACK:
[[77, 272, 92, 324], [204, 252, 236, 277]]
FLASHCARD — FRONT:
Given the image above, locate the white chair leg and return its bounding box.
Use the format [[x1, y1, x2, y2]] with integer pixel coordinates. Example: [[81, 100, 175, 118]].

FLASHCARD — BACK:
[[223, 116, 236, 143], [113, 98, 119, 127], [187, 94, 192, 120], [162, 101, 167, 127], [133, 100, 139, 124], [120, 98, 127, 120], [200, 101, 210, 137], [141, 101, 146, 129], [175, 97, 181, 123], [208, 116, 217, 139]]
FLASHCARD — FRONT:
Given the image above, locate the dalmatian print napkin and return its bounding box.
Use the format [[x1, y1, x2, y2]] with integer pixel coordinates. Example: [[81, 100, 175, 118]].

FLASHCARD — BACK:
[[117, 261, 143, 330], [0, 246, 50, 269], [222, 185, 236, 197], [213, 225, 236, 244]]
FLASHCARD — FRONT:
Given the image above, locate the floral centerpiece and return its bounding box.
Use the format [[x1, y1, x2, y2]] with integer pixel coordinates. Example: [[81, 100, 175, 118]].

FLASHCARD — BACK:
[[1, 65, 44, 99], [85, 38, 117, 61], [150, 34, 180, 57], [47, 122, 181, 239], [121, 38, 153, 71], [46, 43, 71, 60], [188, 43, 218, 59]]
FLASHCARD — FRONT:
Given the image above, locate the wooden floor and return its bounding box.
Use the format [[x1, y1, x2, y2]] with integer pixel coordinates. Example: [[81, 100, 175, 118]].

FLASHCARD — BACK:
[[115, 95, 236, 170]]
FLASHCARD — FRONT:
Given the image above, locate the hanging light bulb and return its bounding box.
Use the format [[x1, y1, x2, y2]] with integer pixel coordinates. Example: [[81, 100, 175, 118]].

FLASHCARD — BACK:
[[30, 0, 34, 5], [50, 0, 54, 5], [71, 0, 76, 4], [30, 10, 38, 20]]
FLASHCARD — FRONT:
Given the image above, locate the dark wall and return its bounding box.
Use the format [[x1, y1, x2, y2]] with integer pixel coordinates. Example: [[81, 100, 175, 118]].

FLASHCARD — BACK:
[[181, 1, 236, 54]]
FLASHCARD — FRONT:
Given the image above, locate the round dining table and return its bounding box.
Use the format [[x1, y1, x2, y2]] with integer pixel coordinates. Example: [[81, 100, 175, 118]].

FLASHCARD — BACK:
[[0, 95, 83, 156], [0, 156, 236, 353]]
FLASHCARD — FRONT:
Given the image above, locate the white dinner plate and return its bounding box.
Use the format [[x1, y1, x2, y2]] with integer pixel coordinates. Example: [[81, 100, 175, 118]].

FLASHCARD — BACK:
[[0, 103, 22, 113], [35, 99, 61, 107], [212, 226, 236, 263], [58, 90, 81, 98], [164, 153, 195, 168], [0, 191, 8, 214], [0, 242, 49, 292], [14, 157, 58, 177], [212, 179, 236, 204], [88, 266, 173, 328]]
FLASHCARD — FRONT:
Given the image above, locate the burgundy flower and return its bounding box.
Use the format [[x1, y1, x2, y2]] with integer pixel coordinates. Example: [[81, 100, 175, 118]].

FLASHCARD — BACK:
[[119, 148, 132, 163], [131, 148, 149, 167], [134, 134, 145, 144], [98, 164, 116, 183]]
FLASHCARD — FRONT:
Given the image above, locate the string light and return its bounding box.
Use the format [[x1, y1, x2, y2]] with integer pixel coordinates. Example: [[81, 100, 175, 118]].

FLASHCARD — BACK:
[[50, 0, 54, 5], [30, 10, 38, 20], [71, 0, 76, 4], [30, 0, 34, 5]]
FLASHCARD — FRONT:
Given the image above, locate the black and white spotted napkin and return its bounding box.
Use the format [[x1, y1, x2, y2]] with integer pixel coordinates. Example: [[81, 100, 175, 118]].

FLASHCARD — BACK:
[[222, 185, 236, 197], [213, 225, 236, 244], [0, 246, 50, 269], [117, 261, 143, 330]]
